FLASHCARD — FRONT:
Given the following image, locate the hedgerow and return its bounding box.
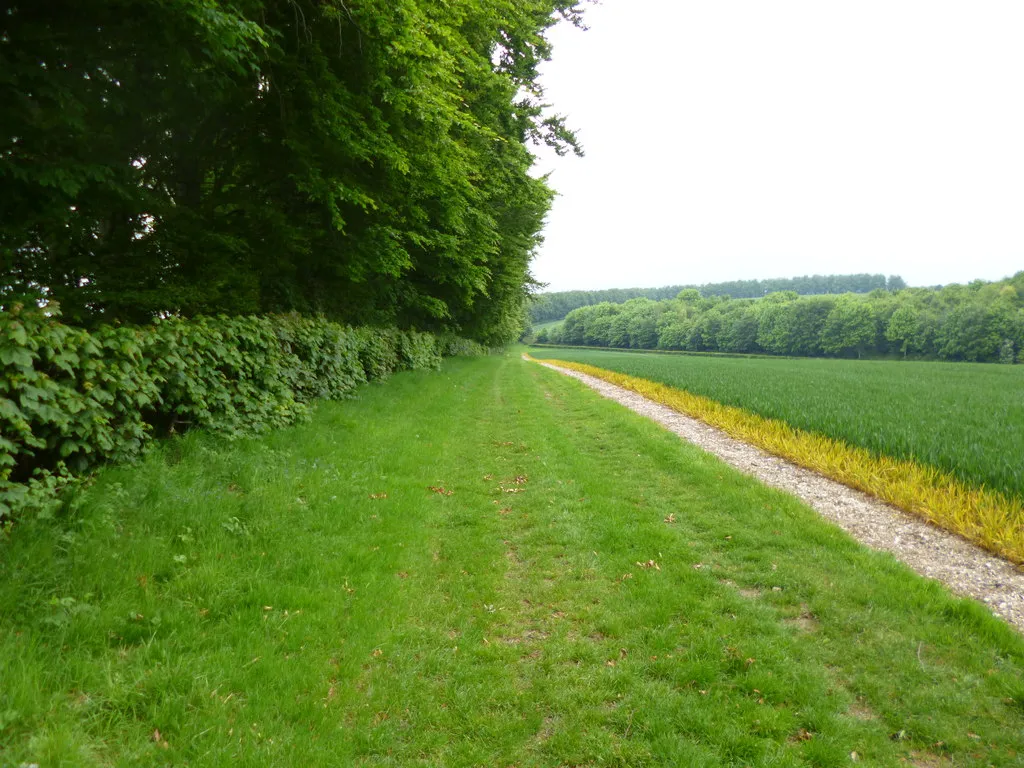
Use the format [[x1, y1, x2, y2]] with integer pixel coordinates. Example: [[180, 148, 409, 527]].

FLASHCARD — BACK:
[[0, 307, 474, 523]]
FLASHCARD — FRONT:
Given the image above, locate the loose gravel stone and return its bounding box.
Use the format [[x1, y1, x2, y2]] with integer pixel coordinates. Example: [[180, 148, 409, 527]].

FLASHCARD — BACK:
[[532, 357, 1024, 634]]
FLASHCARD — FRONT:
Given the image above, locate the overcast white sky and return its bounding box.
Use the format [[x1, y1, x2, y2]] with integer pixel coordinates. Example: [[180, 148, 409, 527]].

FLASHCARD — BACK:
[[531, 0, 1024, 292]]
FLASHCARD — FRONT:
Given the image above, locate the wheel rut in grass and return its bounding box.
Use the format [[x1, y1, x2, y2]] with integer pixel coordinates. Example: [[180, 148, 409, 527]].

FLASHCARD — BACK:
[[529, 356, 1024, 634]]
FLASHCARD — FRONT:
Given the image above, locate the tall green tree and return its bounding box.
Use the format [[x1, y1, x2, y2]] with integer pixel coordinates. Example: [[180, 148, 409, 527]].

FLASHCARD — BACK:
[[2, 0, 587, 343], [819, 299, 877, 358]]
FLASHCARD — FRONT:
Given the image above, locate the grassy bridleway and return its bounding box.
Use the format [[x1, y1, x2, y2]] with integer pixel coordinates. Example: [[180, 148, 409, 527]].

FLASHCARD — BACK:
[[2, 353, 1023, 767]]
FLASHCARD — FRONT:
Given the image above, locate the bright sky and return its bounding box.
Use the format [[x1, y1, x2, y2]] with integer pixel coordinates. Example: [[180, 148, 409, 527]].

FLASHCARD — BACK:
[[531, 0, 1024, 292]]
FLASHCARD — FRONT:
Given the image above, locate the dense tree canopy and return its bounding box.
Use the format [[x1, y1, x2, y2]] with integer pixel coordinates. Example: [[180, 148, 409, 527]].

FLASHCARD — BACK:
[[537, 274, 1024, 363], [530, 274, 901, 323], [1, 0, 586, 344]]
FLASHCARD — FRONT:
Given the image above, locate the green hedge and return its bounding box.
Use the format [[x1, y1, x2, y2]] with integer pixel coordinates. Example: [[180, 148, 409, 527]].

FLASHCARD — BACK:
[[0, 308, 480, 522]]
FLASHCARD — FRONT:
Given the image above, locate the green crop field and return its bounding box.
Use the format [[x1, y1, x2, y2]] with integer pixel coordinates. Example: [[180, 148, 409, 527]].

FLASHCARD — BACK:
[[532, 319, 564, 333], [528, 347, 1024, 503]]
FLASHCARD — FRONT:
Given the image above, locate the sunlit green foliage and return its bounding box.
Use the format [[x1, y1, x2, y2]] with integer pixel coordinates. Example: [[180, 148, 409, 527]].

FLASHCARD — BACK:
[[1, 0, 586, 344]]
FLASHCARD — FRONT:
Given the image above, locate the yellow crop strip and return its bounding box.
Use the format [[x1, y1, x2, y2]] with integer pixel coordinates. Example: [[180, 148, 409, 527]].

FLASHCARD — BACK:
[[532, 357, 1024, 565]]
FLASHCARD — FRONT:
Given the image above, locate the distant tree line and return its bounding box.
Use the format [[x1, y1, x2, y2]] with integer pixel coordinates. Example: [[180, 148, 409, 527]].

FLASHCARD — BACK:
[[535, 274, 1024, 363], [529, 274, 905, 323], [699, 273, 905, 299]]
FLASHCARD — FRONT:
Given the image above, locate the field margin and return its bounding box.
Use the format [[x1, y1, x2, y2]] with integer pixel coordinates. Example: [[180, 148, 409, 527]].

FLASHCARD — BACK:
[[530, 356, 1024, 565]]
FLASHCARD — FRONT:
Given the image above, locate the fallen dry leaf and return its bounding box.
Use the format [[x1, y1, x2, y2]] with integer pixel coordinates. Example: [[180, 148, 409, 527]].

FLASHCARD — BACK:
[[372, 648, 383, 658], [369, 492, 388, 500], [636, 560, 660, 571], [427, 486, 454, 496], [664, 513, 676, 524]]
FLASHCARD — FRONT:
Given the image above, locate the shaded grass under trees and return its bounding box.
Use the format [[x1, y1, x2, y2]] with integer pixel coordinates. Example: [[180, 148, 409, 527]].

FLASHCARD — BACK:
[[1, 307, 475, 523]]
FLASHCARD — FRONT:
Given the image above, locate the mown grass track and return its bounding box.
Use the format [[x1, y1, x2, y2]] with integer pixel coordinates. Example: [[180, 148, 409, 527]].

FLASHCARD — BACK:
[[1, 353, 1023, 766]]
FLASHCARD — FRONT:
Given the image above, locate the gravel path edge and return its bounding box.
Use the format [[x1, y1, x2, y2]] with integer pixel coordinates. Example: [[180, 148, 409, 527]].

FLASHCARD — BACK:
[[530, 356, 1024, 635]]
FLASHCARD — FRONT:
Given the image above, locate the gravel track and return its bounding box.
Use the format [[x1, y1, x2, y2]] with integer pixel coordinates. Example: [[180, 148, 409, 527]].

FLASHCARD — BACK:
[[531, 357, 1024, 634]]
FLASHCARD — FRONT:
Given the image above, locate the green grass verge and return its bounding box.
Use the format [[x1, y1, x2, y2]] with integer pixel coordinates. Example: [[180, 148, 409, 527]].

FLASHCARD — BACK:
[[1, 352, 1023, 766], [528, 347, 1024, 504]]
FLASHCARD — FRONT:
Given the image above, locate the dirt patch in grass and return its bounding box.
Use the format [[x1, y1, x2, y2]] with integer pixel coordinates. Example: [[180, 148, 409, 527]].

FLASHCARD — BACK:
[[847, 699, 878, 721], [904, 751, 951, 767]]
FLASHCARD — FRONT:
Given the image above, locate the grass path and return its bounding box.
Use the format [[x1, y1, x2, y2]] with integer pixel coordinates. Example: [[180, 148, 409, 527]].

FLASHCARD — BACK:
[[2, 353, 1023, 766]]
